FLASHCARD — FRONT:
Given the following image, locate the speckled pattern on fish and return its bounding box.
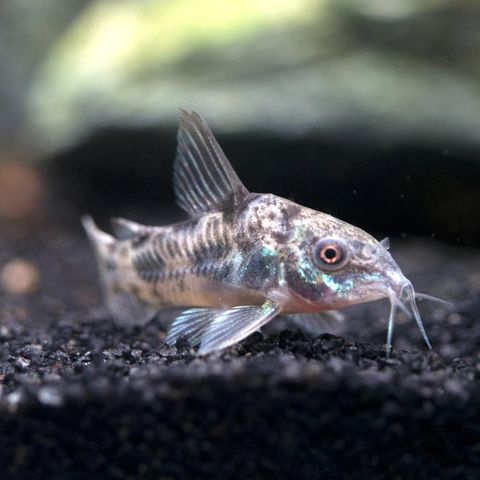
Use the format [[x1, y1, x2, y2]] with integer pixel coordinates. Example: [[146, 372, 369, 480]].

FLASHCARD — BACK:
[[83, 110, 447, 354]]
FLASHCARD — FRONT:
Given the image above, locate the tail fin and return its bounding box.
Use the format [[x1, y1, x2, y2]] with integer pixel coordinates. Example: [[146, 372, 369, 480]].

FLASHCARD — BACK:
[[82, 215, 116, 260], [82, 215, 156, 327]]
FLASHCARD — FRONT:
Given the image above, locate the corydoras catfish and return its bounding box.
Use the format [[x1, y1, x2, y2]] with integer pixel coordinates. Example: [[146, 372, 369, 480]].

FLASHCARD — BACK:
[[83, 110, 448, 354]]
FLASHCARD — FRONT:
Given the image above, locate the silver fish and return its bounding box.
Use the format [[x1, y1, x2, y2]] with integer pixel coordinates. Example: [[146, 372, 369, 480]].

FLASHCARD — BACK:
[[83, 110, 448, 354]]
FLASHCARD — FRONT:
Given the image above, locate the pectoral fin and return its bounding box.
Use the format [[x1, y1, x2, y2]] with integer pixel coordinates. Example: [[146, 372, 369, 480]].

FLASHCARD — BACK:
[[287, 310, 345, 336], [199, 300, 281, 354], [380, 237, 390, 250], [165, 308, 217, 347]]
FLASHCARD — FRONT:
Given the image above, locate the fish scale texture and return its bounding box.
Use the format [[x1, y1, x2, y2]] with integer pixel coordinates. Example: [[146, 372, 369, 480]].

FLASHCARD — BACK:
[[0, 229, 479, 479]]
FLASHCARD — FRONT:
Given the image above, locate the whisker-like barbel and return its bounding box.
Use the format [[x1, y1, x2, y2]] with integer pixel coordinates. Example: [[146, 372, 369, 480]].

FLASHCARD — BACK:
[[393, 297, 412, 319], [386, 296, 398, 355], [403, 283, 432, 349], [415, 292, 453, 307]]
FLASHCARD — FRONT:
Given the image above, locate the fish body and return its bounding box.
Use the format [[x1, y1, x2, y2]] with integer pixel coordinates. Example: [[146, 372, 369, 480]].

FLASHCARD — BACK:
[[84, 110, 443, 354]]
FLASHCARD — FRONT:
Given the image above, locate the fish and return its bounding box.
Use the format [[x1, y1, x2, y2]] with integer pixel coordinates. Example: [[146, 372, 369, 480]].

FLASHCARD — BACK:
[[83, 110, 449, 355]]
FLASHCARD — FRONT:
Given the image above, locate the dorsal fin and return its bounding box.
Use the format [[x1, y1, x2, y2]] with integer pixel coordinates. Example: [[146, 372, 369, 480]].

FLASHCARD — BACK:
[[173, 110, 249, 217], [111, 217, 145, 240]]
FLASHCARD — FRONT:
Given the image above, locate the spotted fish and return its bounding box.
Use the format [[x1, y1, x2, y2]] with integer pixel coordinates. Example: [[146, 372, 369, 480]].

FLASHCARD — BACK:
[[83, 110, 448, 354]]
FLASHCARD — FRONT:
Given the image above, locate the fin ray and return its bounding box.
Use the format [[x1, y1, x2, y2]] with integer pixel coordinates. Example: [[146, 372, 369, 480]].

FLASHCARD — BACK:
[[174, 110, 249, 217], [82, 215, 156, 327], [82, 215, 115, 251], [199, 300, 280, 354], [380, 237, 390, 250], [165, 308, 218, 347]]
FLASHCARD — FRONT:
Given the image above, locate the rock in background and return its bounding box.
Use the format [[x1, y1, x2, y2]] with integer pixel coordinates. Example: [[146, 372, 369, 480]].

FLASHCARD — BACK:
[[25, 0, 480, 150], [1, 0, 480, 244], [0, 0, 87, 149]]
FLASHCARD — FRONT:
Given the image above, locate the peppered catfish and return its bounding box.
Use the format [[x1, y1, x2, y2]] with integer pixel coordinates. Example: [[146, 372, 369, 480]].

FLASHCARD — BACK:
[[83, 110, 448, 354]]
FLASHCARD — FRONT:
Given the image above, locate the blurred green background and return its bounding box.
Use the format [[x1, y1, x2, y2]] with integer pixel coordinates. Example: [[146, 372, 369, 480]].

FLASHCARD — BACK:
[[1, 0, 480, 244]]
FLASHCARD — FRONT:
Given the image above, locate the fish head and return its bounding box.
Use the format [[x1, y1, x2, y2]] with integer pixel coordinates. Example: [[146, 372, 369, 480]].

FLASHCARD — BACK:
[[283, 211, 407, 308], [282, 206, 434, 350]]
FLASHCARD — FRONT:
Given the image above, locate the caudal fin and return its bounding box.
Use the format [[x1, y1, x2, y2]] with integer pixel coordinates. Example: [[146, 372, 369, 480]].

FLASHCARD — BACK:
[[82, 215, 156, 327], [82, 215, 115, 259]]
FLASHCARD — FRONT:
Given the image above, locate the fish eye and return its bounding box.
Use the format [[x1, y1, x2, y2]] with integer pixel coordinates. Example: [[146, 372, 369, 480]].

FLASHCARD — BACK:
[[313, 238, 349, 271]]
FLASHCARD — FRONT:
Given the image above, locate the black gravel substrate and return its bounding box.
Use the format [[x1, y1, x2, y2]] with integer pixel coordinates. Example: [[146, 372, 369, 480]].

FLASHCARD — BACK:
[[0, 225, 479, 479]]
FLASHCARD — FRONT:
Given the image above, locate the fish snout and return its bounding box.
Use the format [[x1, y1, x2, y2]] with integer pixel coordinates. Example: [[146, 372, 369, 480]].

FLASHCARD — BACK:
[[381, 261, 411, 299]]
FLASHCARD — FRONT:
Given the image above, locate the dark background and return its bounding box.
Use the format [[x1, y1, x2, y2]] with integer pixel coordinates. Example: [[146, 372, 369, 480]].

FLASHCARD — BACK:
[[52, 127, 480, 245]]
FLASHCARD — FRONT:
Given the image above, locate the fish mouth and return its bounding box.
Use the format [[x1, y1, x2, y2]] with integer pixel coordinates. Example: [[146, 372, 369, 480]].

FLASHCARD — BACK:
[[386, 281, 431, 355], [384, 279, 451, 356]]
